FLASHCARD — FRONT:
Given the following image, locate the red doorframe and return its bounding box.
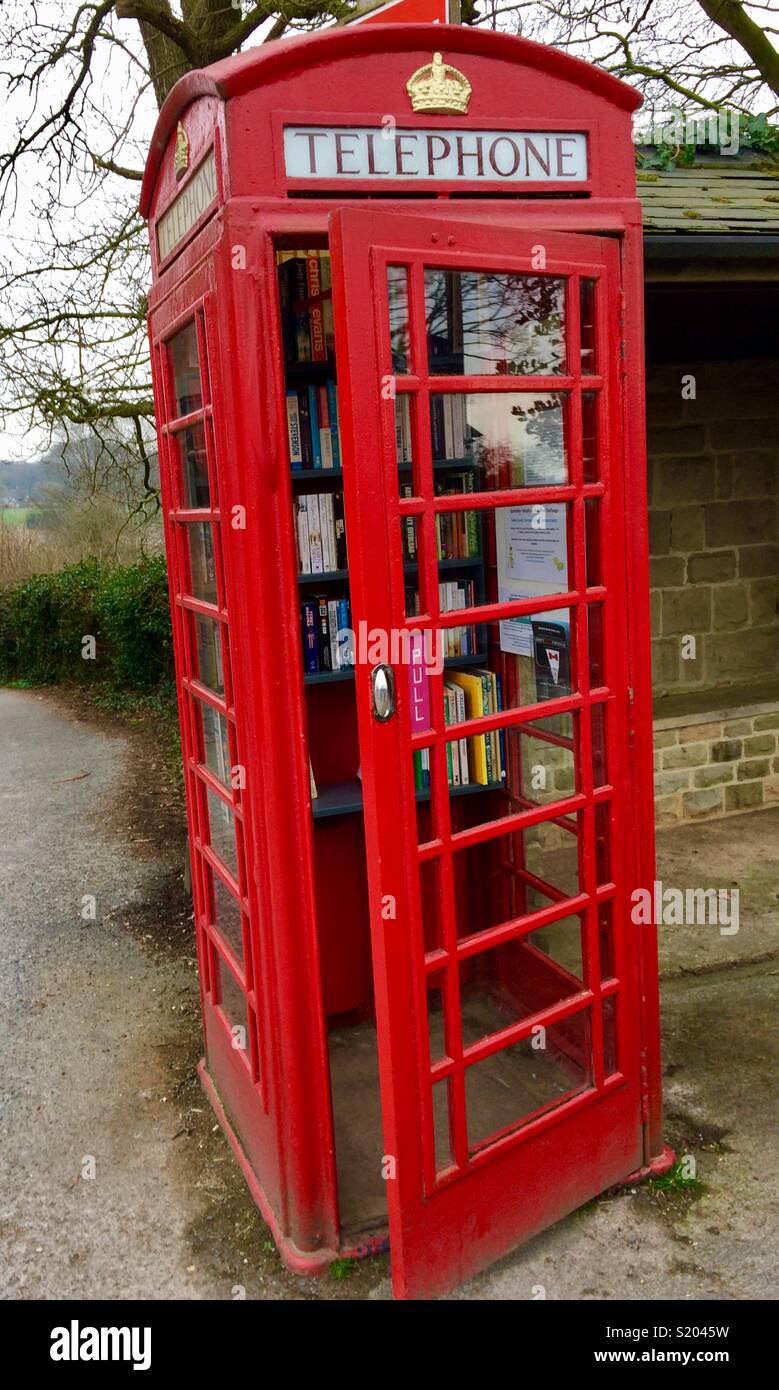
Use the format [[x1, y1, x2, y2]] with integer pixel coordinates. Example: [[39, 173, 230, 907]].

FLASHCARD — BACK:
[[329, 207, 657, 1298]]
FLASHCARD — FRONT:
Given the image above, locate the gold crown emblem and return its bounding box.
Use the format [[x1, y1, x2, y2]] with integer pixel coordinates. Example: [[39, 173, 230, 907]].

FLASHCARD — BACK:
[[174, 121, 189, 179], [406, 52, 472, 116]]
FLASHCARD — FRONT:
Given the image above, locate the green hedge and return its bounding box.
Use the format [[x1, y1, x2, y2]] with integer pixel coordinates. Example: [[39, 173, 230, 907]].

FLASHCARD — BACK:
[[0, 555, 174, 691]]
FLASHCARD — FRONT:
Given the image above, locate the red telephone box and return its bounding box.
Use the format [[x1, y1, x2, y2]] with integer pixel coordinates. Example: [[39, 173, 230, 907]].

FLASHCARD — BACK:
[[141, 23, 671, 1300]]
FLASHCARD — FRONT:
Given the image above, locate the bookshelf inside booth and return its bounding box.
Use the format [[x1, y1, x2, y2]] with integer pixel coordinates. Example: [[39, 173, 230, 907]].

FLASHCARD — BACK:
[[277, 243, 582, 1239]]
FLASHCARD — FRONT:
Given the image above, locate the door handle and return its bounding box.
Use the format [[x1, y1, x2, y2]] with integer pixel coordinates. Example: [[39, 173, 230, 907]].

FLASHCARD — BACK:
[[371, 664, 396, 721]]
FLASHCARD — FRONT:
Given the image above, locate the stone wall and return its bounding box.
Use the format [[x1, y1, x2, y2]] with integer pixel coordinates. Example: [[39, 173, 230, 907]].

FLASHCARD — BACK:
[[654, 706, 779, 826], [647, 359, 778, 700], [647, 357, 778, 822]]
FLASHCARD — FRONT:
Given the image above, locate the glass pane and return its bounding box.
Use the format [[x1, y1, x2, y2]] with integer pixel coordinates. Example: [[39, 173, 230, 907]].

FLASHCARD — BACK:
[[205, 785, 238, 880], [168, 321, 202, 416], [215, 955, 249, 1054], [588, 603, 605, 688], [591, 703, 607, 789], [602, 995, 617, 1074], [387, 266, 411, 373], [599, 902, 615, 979], [513, 713, 577, 806], [186, 521, 217, 604], [582, 391, 598, 483], [194, 614, 225, 696], [580, 279, 597, 374], [595, 803, 611, 885], [198, 700, 230, 785], [451, 816, 581, 942], [174, 422, 210, 508], [428, 500, 571, 616], [418, 856, 444, 953], [464, 1011, 591, 1151], [585, 499, 601, 587], [212, 870, 244, 963], [425, 270, 565, 376], [459, 916, 584, 1046], [429, 391, 567, 485], [426, 971, 447, 1064], [432, 1078, 454, 1175]]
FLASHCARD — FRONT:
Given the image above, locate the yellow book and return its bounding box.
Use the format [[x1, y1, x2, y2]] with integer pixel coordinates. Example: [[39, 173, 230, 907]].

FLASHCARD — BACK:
[[446, 670, 489, 785]]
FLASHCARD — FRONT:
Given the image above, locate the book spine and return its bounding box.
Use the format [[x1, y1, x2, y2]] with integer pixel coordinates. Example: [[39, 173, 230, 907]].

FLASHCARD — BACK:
[[318, 385, 334, 469], [337, 597, 352, 668], [326, 381, 341, 468], [307, 385, 322, 469], [295, 496, 311, 575], [327, 598, 340, 669], [495, 672, 506, 780], [317, 596, 332, 671], [282, 258, 309, 363], [301, 600, 319, 673], [298, 388, 313, 468], [307, 254, 327, 361], [481, 674, 494, 784], [307, 493, 323, 573], [286, 390, 303, 469], [333, 491, 347, 570]]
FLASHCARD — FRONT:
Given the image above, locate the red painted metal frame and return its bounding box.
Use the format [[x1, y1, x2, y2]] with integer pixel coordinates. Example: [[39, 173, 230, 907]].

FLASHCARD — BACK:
[[329, 209, 653, 1297], [142, 23, 667, 1300]]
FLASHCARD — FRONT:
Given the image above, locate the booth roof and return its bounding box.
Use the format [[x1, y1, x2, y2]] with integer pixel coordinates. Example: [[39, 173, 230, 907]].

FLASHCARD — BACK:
[[140, 22, 641, 217]]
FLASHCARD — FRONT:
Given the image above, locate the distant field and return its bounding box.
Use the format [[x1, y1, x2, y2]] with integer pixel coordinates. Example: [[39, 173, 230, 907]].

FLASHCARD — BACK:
[[0, 508, 37, 527]]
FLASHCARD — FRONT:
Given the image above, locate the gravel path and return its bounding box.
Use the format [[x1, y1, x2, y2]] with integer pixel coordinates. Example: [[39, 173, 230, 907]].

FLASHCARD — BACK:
[[1, 686, 776, 1302]]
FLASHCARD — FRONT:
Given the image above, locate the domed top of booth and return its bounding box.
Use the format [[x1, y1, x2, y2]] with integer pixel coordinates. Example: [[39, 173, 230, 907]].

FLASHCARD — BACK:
[[141, 22, 642, 224]]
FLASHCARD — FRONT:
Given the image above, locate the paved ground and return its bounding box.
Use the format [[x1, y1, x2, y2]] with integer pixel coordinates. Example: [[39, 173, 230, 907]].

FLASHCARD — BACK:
[[0, 687, 776, 1301]]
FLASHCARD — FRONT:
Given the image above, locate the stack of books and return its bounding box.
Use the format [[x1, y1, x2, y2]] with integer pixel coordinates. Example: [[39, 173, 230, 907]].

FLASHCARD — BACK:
[[431, 395, 468, 460], [295, 492, 347, 574], [413, 666, 505, 791], [300, 596, 353, 674], [286, 381, 341, 471], [278, 250, 335, 364], [405, 584, 478, 658], [400, 475, 479, 563]]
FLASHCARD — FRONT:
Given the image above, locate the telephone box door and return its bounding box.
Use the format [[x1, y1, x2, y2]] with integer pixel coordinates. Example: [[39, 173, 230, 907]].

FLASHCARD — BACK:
[[329, 208, 650, 1299]]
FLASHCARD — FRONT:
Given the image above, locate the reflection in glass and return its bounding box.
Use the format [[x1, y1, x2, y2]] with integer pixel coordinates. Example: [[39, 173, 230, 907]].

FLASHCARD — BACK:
[[216, 955, 248, 1044], [580, 279, 597, 374], [195, 614, 224, 696], [434, 500, 570, 612], [387, 266, 410, 373], [429, 392, 567, 486], [464, 1011, 590, 1151], [187, 522, 217, 603], [425, 270, 565, 376], [212, 870, 244, 963], [168, 321, 202, 415], [582, 391, 598, 483], [458, 918, 584, 1047], [206, 785, 238, 879], [200, 700, 230, 785], [175, 422, 210, 508], [451, 817, 580, 942]]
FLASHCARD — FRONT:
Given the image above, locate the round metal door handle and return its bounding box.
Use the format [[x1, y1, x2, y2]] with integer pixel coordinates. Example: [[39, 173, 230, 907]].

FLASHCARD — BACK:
[[371, 664, 396, 721]]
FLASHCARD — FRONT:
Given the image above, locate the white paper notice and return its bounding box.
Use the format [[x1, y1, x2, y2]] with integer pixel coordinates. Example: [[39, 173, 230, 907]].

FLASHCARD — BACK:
[[495, 503, 569, 657]]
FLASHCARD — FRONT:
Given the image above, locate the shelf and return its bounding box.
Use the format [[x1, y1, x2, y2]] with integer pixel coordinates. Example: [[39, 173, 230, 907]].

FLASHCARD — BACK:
[[398, 457, 477, 471], [285, 360, 336, 377], [304, 652, 487, 685], [305, 667, 355, 684], [404, 556, 482, 574], [311, 775, 505, 821], [292, 467, 343, 481], [298, 568, 349, 585]]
